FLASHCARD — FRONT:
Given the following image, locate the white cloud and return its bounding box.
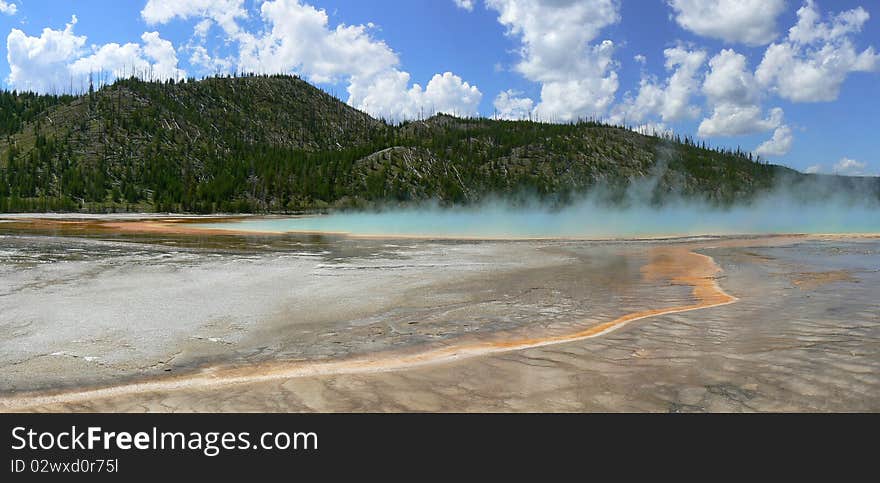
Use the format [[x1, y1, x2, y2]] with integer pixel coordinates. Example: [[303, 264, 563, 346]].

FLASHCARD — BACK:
[[833, 158, 870, 176], [350, 71, 481, 121], [633, 54, 647, 65], [486, 0, 620, 121], [139, 32, 186, 80], [6, 16, 86, 92], [142, 0, 247, 37], [692, 2, 876, 145], [664, 47, 705, 94], [756, 0, 879, 102], [237, 0, 398, 83], [69, 42, 145, 79], [0, 1, 17, 16], [755, 125, 793, 157], [633, 122, 673, 137], [453, 0, 475, 11], [69, 32, 186, 82], [189, 45, 233, 74], [6, 17, 185, 93], [698, 49, 786, 139], [804, 159, 875, 176], [416, 72, 482, 117], [354, 71, 482, 121], [699, 105, 783, 138], [144, 0, 246, 75], [702, 49, 760, 106], [612, 46, 706, 125], [667, 0, 786, 46], [194, 19, 213, 38], [804, 157, 878, 176], [787, 0, 870, 45], [493, 89, 534, 120]]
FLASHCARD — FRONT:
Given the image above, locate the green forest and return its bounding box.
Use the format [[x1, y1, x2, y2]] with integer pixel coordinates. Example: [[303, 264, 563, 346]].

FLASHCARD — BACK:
[[0, 74, 876, 213]]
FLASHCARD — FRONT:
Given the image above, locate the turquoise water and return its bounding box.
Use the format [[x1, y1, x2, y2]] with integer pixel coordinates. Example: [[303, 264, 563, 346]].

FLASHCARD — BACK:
[[198, 198, 880, 239]]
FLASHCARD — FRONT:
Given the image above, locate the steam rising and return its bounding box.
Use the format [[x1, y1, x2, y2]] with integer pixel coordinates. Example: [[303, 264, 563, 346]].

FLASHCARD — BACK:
[[205, 175, 880, 239]]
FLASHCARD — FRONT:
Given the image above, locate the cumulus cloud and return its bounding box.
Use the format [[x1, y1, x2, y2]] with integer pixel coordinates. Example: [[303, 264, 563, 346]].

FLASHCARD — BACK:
[[653, 47, 707, 121], [787, 0, 871, 45], [493, 89, 535, 120], [699, 105, 784, 138], [486, 0, 620, 121], [633, 122, 673, 138], [453, 0, 475, 11], [0, 1, 17, 16], [702, 49, 760, 106], [189, 45, 233, 74], [349, 71, 482, 121], [755, 125, 794, 157], [756, 0, 879, 102], [140, 32, 186, 80], [193, 19, 213, 38], [6, 16, 185, 93], [833, 158, 870, 176], [236, 0, 399, 83], [667, 0, 787, 46], [143, 0, 247, 71], [698, 49, 788, 140], [6, 16, 86, 92], [803, 158, 874, 176], [142, 0, 248, 37], [612, 46, 706, 125], [70, 41, 144, 80], [414, 72, 482, 117], [692, 2, 876, 150]]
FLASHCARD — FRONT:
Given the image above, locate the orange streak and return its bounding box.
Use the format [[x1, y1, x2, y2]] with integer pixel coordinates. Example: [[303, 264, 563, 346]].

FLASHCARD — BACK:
[[0, 246, 736, 412]]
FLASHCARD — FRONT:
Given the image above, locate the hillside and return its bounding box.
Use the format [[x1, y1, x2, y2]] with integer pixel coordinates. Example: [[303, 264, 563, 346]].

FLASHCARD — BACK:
[[0, 74, 876, 213]]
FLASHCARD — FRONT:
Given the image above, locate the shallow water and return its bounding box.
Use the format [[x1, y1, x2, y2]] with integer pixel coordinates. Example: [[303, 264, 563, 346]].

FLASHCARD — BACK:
[[2, 235, 876, 412], [1, 218, 878, 411], [3, 231, 678, 393]]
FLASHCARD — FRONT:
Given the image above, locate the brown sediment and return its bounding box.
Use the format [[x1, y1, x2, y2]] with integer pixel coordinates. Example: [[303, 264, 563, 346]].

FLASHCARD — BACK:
[[0, 216, 332, 237], [0, 217, 266, 237], [790, 270, 856, 290], [97, 220, 271, 236], [0, 244, 737, 412]]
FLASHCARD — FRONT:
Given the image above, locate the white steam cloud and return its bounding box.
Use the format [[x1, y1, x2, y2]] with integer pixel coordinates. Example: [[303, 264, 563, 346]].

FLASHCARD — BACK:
[[208, 175, 880, 239]]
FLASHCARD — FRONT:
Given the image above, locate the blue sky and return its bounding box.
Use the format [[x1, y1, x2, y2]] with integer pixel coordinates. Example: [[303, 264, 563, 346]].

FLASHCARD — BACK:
[[0, 0, 877, 175]]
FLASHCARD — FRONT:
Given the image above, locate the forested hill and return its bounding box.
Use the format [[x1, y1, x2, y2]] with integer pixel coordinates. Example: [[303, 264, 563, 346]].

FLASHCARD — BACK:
[[0, 74, 876, 213]]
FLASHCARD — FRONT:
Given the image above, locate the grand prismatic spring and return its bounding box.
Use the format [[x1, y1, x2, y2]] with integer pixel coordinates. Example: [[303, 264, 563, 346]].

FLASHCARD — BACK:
[[0, 204, 878, 412]]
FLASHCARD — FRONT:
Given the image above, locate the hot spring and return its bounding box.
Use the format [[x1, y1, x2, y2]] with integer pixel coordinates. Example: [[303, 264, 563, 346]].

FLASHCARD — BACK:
[[197, 196, 880, 239]]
